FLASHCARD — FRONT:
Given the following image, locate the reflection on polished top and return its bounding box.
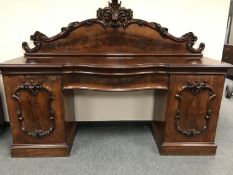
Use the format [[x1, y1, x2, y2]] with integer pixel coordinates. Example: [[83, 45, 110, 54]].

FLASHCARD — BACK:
[[0, 56, 231, 71]]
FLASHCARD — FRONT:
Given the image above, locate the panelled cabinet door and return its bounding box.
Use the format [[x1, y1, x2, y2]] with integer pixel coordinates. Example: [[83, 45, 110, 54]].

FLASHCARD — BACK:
[[165, 75, 225, 142], [175, 81, 216, 136], [3, 75, 66, 144], [12, 80, 55, 138]]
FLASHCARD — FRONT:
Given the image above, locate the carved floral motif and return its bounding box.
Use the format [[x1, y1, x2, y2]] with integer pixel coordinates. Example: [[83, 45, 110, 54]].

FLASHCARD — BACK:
[[175, 81, 216, 136], [12, 80, 55, 138], [97, 0, 133, 29]]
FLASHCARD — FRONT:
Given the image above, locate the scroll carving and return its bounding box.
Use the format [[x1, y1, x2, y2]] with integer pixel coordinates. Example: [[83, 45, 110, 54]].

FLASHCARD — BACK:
[[22, 0, 205, 54], [175, 81, 216, 136], [97, 0, 133, 29], [12, 80, 55, 138]]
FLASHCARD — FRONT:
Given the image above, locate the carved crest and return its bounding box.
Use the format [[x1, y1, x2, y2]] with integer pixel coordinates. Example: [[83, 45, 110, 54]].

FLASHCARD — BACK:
[[12, 80, 55, 138], [97, 0, 133, 29], [175, 81, 216, 136], [22, 0, 205, 55]]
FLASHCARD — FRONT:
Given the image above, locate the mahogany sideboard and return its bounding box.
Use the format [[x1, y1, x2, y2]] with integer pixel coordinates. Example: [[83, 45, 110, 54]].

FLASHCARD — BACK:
[[0, 0, 231, 157]]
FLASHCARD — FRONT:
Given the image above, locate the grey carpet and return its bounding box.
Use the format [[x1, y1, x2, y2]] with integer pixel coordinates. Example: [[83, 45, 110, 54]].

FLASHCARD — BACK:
[[1, 79, 233, 175]]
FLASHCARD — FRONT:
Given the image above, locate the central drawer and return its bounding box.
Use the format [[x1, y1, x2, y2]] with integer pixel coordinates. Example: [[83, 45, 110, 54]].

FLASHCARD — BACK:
[[62, 73, 169, 91]]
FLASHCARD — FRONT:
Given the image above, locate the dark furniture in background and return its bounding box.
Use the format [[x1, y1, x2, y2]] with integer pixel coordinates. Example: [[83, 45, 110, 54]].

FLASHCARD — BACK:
[[222, 44, 233, 98], [0, 94, 5, 133], [0, 0, 231, 157]]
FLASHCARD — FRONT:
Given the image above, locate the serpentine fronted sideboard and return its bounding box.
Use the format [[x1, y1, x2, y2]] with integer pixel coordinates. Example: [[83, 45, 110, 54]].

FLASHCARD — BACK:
[[0, 0, 231, 157]]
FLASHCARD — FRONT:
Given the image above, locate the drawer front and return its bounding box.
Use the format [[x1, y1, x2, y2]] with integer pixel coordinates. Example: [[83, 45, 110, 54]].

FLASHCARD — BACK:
[[63, 73, 169, 91]]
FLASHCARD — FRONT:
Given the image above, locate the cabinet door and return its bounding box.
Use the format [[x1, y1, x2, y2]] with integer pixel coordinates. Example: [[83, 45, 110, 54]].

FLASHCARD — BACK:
[[164, 75, 225, 142], [3, 75, 66, 144]]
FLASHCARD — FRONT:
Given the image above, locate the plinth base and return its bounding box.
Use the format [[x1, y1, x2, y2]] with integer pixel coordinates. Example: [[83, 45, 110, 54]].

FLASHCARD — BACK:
[[151, 122, 217, 155], [11, 122, 77, 157]]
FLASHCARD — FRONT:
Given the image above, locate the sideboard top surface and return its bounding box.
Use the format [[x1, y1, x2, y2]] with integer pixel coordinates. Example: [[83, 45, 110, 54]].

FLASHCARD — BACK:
[[0, 56, 231, 70]]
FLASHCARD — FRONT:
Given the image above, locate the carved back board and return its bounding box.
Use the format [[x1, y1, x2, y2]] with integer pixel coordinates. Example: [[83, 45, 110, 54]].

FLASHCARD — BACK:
[[23, 0, 205, 59]]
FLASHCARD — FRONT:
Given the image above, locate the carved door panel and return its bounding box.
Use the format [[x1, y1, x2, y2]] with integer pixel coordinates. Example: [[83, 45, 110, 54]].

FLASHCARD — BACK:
[[3, 75, 66, 144], [175, 81, 215, 136], [12, 80, 55, 138], [164, 75, 225, 142]]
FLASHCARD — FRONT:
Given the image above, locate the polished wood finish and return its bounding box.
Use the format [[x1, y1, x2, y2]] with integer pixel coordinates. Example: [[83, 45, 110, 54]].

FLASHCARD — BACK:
[[0, 0, 231, 157], [22, 0, 204, 57], [152, 75, 225, 155], [3, 75, 77, 157]]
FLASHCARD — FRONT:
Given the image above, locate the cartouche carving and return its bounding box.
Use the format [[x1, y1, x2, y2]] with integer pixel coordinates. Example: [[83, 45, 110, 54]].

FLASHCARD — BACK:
[[12, 80, 55, 138], [97, 0, 133, 29], [175, 81, 216, 136], [22, 0, 205, 54]]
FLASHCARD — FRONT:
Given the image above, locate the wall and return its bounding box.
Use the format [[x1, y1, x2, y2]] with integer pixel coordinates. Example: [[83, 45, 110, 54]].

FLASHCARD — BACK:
[[0, 0, 230, 121]]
